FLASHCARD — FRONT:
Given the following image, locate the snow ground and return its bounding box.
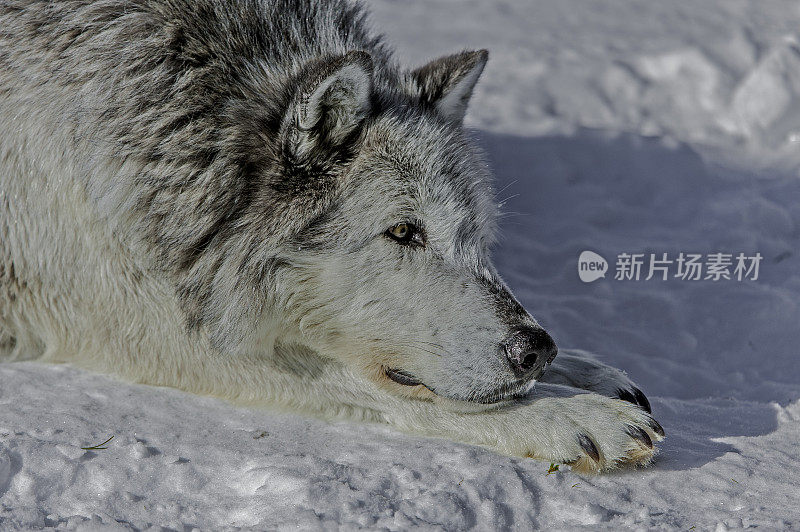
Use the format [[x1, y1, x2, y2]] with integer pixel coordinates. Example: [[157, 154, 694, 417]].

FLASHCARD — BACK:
[[2, 0, 800, 529]]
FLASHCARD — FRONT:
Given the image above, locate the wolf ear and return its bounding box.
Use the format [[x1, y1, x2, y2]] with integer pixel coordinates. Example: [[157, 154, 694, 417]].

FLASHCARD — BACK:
[[410, 49, 488, 126], [284, 51, 373, 161]]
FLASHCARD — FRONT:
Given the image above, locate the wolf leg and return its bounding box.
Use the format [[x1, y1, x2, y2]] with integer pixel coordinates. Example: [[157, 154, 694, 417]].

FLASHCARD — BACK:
[[383, 386, 664, 473], [255, 350, 663, 474]]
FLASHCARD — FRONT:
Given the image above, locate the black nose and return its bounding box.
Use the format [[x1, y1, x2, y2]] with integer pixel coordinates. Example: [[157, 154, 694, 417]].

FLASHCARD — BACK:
[[502, 326, 558, 378]]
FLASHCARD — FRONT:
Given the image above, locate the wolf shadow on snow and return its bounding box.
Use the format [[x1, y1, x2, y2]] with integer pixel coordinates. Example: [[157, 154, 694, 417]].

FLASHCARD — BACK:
[[479, 128, 799, 471]]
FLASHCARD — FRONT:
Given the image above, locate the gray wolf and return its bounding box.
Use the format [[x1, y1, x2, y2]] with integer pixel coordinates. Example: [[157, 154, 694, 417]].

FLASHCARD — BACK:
[[0, 0, 662, 473]]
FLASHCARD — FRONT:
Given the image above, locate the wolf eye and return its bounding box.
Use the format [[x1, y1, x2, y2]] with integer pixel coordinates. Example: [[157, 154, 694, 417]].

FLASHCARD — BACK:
[[390, 223, 410, 239], [386, 223, 425, 246]]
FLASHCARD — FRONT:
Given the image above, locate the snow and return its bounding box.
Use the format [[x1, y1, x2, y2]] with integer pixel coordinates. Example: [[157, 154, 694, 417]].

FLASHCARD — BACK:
[[3, 0, 800, 529]]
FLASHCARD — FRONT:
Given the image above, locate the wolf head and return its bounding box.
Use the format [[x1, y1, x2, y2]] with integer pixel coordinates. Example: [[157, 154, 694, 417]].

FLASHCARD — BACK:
[[248, 49, 557, 405], [185, 49, 557, 406]]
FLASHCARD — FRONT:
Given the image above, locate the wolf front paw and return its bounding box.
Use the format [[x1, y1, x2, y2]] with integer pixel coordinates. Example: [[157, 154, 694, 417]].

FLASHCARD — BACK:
[[553, 417, 665, 474], [503, 395, 665, 474], [540, 350, 654, 413]]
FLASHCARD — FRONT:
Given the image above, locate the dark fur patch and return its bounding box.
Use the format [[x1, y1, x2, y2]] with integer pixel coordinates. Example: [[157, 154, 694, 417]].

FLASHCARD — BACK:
[[477, 273, 530, 328]]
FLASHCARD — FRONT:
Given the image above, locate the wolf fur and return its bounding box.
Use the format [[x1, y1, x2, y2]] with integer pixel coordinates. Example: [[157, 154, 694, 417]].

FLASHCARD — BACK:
[[0, 0, 662, 472]]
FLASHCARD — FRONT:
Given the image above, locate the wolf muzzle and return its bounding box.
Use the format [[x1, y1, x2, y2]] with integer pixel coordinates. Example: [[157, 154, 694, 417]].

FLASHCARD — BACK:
[[501, 326, 558, 379]]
